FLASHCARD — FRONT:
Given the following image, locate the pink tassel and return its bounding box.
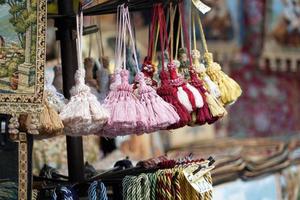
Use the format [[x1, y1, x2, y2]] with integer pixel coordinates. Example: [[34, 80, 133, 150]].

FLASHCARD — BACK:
[[102, 69, 148, 137], [135, 72, 180, 132]]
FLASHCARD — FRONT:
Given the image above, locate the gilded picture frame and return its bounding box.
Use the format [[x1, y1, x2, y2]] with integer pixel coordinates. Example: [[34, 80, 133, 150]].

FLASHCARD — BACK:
[[0, 0, 46, 114], [260, 0, 300, 72], [0, 132, 29, 200], [199, 0, 241, 63]]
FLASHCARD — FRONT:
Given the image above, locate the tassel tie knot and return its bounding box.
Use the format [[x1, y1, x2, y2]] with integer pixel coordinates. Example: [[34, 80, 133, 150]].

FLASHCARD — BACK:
[[204, 52, 213, 66], [167, 65, 185, 87], [192, 49, 201, 59], [120, 69, 130, 83], [118, 69, 132, 92], [141, 62, 157, 87], [142, 62, 155, 75], [135, 73, 147, 88], [110, 70, 122, 90]]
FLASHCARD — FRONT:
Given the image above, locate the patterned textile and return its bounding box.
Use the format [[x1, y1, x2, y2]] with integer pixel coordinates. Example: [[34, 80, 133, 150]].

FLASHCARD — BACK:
[[226, 0, 300, 137]]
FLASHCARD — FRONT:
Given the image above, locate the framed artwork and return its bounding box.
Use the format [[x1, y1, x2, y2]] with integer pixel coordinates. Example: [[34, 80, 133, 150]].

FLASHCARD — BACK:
[[199, 0, 241, 63], [0, 115, 32, 200], [261, 0, 300, 72], [0, 0, 46, 114]]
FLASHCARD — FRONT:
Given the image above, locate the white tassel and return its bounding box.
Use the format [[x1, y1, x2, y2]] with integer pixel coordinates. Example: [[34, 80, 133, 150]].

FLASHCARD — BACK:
[[60, 69, 109, 136], [177, 87, 193, 112], [203, 75, 221, 98], [186, 83, 204, 108]]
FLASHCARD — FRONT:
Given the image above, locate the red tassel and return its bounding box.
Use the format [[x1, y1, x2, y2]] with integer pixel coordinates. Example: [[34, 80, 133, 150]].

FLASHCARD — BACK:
[[157, 71, 191, 129], [189, 70, 218, 125]]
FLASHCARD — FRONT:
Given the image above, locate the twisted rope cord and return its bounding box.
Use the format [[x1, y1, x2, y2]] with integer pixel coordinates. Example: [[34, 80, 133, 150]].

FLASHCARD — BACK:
[[148, 173, 158, 200], [123, 176, 134, 200], [203, 174, 213, 200], [51, 186, 75, 200], [88, 181, 108, 200], [164, 171, 173, 200], [139, 174, 151, 200], [171, 170, 182, 200], [156, 171, 165, 200]]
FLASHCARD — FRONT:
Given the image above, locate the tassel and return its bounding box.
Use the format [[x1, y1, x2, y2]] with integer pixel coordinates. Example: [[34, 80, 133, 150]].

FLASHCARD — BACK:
[[45, 73, 66, 113], [60, 69, 110, 136], [103, 69, 148, 137], [45, 99, 64, 134], [192, 49, 221, 99], [135, 72, 180, 132], [189, 71, 226, 124], [204, 52, 242, 105], [168, 62, 203, 112], [156, 71, 191, 129], [27, 98, 64, 139], [177, 87, 193, 112], [205, 92, 227, 118], [186, 83, 203, 108]]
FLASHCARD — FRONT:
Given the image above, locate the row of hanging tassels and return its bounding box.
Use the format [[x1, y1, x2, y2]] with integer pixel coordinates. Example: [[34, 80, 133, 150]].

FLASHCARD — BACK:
[[22, 1, 242, 138]]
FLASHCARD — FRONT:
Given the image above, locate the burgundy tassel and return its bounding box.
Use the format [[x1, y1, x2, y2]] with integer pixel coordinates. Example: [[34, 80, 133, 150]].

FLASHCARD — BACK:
[[156, 71, 191, 129], [141, 59, 158, 88], [189, 70, 219, 125]]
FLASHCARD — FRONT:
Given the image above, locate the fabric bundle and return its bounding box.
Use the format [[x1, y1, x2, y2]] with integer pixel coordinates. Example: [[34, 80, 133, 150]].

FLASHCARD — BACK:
[[59, 11, 109, 136]]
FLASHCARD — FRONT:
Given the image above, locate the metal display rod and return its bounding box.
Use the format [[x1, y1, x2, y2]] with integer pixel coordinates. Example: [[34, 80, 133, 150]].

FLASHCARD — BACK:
[[56, 0, 85, 182]]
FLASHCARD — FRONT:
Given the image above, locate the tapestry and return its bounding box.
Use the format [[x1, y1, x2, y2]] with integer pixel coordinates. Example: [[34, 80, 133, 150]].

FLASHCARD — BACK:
[[226, 0, 300, 137], [0, 0, 46, 114]]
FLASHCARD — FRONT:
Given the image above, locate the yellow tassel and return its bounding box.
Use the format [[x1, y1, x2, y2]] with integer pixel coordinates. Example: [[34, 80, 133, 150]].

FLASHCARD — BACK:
[[204, 53, 242, 105], [205, 92, 227, 117]]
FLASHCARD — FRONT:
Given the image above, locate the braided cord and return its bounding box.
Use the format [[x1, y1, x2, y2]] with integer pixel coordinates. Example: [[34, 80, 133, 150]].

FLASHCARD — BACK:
[[147, 173, 158, 200], [88, 181, 108, 200], [203, 174, 213, 200], [161, 170, 172, 200], [171, 169, 182, 200]]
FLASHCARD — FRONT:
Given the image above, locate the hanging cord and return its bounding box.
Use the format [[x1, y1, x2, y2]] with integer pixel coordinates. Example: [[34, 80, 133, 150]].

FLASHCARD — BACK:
[[124, 6, 140, 73], [157, 5, 168, 72], [179, 2, 193, 69], [147, 6, 158, 63], [197, 14, 208, 54], [169, 4, 177, 61], [115, 5, 124, 69], [175, 16, 182, 60], [88, 181, 108, 200], [152, 6, 160, 64], [192, 11, 197, 51]]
